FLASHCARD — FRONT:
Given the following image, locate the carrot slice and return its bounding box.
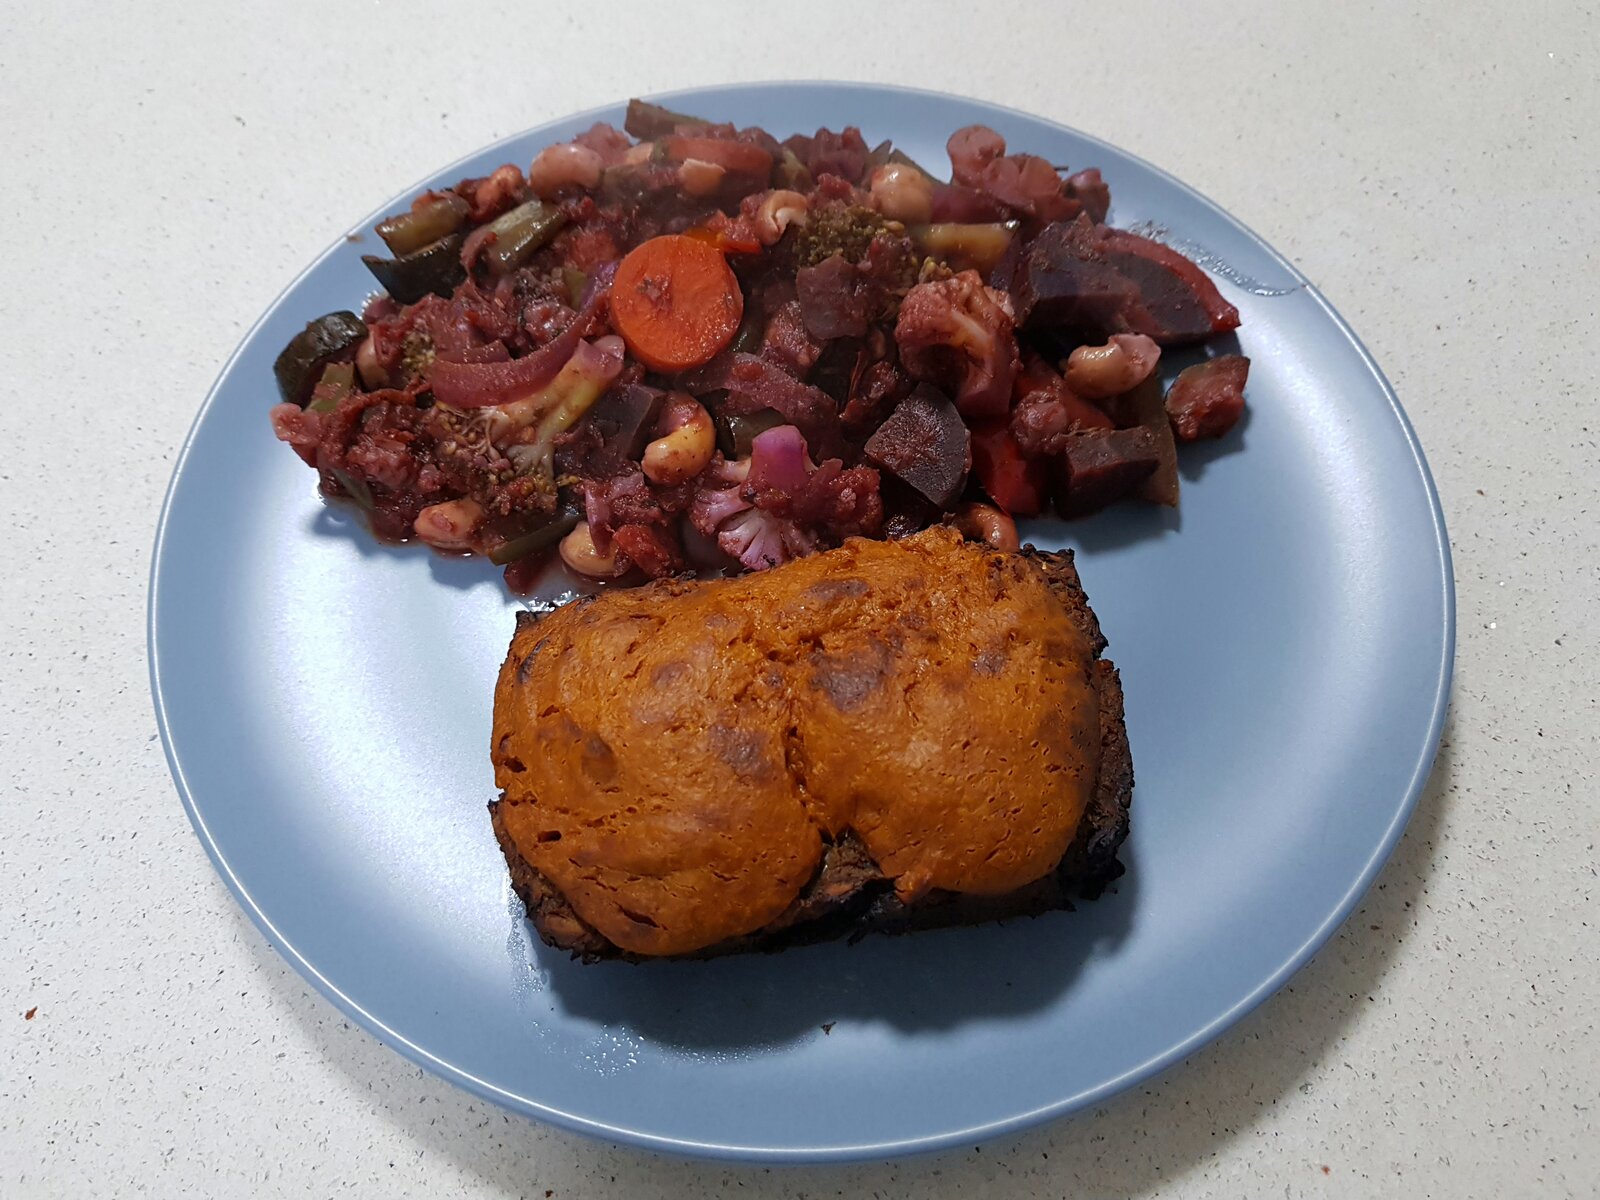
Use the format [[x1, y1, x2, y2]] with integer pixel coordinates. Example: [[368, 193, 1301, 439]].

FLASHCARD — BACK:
[[610, 235, 744, 373]]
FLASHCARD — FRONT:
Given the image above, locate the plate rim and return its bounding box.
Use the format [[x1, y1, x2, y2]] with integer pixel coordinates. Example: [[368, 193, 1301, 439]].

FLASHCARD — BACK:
[[148, 79, 1456, 1163]]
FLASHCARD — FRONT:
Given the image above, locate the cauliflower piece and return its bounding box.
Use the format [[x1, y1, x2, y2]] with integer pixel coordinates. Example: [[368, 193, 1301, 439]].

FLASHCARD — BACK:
[[893, 270, 1020, 419]]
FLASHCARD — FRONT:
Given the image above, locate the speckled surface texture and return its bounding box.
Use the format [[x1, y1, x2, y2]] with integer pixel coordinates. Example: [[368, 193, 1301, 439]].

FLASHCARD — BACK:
[[2, 0, 1596, 1195]]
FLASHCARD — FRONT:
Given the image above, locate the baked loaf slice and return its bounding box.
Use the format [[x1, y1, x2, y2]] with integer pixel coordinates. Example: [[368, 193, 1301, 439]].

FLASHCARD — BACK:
[[490, 527, 1132, 961]]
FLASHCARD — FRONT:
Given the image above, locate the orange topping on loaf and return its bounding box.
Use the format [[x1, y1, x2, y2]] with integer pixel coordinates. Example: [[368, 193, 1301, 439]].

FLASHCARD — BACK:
[[492, 527, 1100, 956]]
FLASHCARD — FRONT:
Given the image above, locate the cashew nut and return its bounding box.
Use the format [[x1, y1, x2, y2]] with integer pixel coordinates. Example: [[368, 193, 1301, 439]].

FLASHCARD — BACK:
[[641, 394, 715, 484], [413, 498, 485, 552], [677, 158, 726, 197], [527, 142, 603, 198], [868, 163, 934, 224], [950, 502, 1020, 552], [559, 521, 627, 579], [355, 335, 389, 389], [1064, 334, 1161, 400], [753, 190, 809, 245]]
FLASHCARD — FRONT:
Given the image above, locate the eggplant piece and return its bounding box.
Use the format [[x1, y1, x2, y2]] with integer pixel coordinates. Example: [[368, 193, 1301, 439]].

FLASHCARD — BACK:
[[585, 384, 666, 476], [362, 233, 464, 305], [729, 304, 766, 354], [715, 408, 786, 460], [328, 467, 375, 512], [306, 362, 356, 414], [375, 193, 469, 256], [862, 139, 935, 181], [771, 147, 814, 192], [1054, 427, 1160, 517], [562, 266, 589, 307], [273, 311, 366, 407], [862, 384, 971, 509], [624, 97, 709, 140], [481, 200, 567, 275], [1101, 373, 1180, 506], [482, 509, 581, 567]]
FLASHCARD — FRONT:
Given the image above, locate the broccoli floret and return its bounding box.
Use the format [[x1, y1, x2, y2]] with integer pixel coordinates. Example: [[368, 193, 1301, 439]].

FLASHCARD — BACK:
[[792, 203, 893, 268]]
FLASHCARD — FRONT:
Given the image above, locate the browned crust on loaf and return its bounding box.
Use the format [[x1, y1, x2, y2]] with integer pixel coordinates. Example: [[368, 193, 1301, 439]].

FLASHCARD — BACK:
[[493, 545, 1133, 962]]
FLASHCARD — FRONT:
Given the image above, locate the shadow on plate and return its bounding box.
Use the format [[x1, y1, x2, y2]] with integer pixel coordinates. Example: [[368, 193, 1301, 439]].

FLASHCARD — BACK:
[[232, 713, 1454, 1187], [519, 858, 1140, 1053], [308, 503, 508, 593]]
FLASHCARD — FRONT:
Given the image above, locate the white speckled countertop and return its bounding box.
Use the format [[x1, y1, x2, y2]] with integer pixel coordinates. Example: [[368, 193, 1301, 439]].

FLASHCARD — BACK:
[[3, 1, 1596, 1195]]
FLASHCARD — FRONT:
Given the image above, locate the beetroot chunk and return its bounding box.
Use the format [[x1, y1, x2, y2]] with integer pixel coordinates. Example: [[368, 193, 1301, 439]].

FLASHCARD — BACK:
[[863, 384, 971, 509], [1097, 229, 1240, 345], [1011, 217, 1142, 333], [796, 253, 877, 339], [1012, 216, 1240, 345], [1166, 355, 1250, 441], [1055, 427, 1161, 517], [1105, 373, 1180, 508], [574, 383, 664, 477]]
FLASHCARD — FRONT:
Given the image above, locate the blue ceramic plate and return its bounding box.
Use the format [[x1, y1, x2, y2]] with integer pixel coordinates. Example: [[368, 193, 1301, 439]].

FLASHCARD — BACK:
[[149, 83, 1453, 1162]]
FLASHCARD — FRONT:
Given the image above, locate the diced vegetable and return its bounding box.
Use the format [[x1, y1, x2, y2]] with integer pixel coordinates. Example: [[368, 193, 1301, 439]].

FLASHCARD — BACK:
[[375, 193, 469, 256], [609, 235, 744, 373], [624, 97, 709, 140], [361, 234, 464, 304], [483, 509, 581, 566], [480, 200, 568, 275], [771, 148, 814, 192], [1096, 229, 1240, 344], [306, 362, 356, 414], [1109, 373, 1180, 506], [329, 467, 375, 511], [561, 266, 588, 307], [970, 420, 1047, 516], [863, 384, 971, 509], [662, 135, 773, 179], [1166, 355, 1249, 442], [526, 337, 629, 469], [430, 265, 614, 409], [1011, 218, 1140, 331], [583, 384, 665, 476], [1055, 428, 1161, 517], [715, 409, 787, 460], [909, 222, 1018, 273], [273, 311, 367, 407], [1012, 216, 1240, 344]]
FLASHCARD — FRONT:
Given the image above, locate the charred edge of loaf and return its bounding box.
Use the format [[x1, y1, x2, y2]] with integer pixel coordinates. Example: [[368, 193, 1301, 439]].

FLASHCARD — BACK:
[[492, 545, 1133, 963]]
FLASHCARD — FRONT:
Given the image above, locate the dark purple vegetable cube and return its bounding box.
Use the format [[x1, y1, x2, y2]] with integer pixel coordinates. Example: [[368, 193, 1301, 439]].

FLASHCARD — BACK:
[[863, 384, 971, 509], [581, 384, 664, 476], [1054, 427, 1161, 517]]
